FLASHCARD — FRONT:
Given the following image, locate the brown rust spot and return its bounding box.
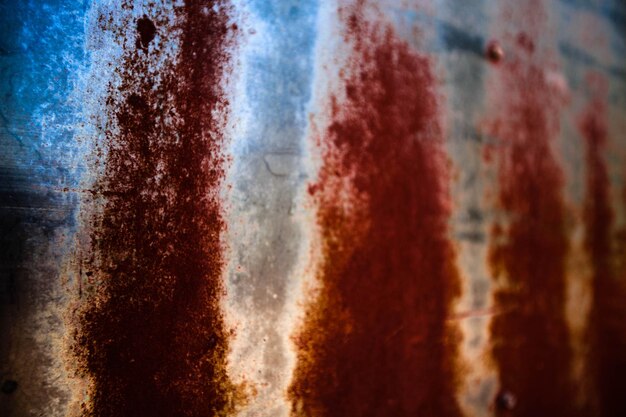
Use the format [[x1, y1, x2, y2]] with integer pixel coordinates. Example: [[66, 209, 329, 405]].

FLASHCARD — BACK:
[[485, 5, 580, 416], [136, 16, 156, 50], [579, 78, 626, 417], [72, 2, 242, 416], [289, 6, 462, 417]]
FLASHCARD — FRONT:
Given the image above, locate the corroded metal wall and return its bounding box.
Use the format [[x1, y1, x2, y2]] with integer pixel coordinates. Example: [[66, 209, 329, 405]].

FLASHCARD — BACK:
[[1, 0, 625, 416]]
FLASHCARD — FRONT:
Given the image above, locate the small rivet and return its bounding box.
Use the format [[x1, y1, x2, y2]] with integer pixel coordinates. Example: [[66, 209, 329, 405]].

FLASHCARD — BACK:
[[485, 40, 504, 63], [495, 389, 517, 410]]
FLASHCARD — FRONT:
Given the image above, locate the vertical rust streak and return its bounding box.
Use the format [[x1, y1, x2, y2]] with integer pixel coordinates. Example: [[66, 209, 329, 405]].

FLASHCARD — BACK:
[[72, 2, 240, 416], [289, 6, 462, 416], [579, 80, 626, 417], [486, 3, 578, 416]]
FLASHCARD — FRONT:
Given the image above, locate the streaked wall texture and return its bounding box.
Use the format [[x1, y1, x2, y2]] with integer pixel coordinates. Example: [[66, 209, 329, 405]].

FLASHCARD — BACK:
[[1, 0, 625, 416]]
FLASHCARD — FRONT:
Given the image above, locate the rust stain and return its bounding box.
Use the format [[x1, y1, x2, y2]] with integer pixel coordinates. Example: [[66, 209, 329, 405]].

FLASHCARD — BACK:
[[579, 74, 626, 417], [289, 4, 462, 416], [71, 2, 243, 416], [485, 2, 579, 416]]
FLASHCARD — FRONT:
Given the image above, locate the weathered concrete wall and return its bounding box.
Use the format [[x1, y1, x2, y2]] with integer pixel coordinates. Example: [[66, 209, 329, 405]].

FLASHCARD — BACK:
[[1, 0, 625, 416]]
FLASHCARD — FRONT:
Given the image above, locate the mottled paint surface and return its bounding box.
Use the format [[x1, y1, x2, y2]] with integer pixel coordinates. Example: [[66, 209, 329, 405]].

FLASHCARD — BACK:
[[289, 3, 462, 416], [71, 2, 242, 416], [1, 0, 626, 416]]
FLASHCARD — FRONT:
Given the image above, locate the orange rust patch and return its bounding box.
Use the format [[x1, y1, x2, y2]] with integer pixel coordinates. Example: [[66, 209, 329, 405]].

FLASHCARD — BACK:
[[484, 5, 580, 416], [579, 78, 626, 417], [289, 6, 462, 417]]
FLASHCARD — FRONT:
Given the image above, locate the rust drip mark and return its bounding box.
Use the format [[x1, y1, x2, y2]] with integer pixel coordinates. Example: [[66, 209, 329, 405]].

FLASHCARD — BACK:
[[289, 6, 462, 417], [485, 7, 580, 417], [579, 77, 626, 417], [72, 2, 243, 416]]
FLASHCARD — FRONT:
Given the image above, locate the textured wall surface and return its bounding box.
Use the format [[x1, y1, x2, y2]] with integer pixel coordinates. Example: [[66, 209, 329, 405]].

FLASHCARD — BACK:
[[1, 0, 625, 416]]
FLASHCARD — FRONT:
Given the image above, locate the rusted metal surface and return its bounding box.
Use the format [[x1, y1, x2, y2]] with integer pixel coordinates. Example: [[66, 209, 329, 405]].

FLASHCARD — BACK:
[[288, 3, 462, 415], [483, 3, 578, 415], [1, 0, 626, 416], [70, 2, 243, 416]]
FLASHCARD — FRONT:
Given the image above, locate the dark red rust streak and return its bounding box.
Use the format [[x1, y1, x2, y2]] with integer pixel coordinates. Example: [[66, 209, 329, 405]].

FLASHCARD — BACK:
[[289, 9, 462, 417], [74, 3, 239, 417], [486, 21, 579, 417], [579, 95, 626, 417]]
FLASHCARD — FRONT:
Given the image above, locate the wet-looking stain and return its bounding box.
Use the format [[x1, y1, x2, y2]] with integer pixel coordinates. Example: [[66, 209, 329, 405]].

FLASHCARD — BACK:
[[289, 4, 462, 417]]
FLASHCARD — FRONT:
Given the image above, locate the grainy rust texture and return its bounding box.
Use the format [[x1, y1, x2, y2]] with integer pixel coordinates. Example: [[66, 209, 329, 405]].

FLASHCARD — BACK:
[[71, 2, 241, 416], [288, 4, 462, 416], [3, 0, 626, 415], [485, 2, 579, 416], [579, 76, 626, 417]]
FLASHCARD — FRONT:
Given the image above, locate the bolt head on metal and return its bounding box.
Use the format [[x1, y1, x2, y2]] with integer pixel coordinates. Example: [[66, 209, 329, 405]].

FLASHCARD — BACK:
[[486, 40, 504, 63], [496, 389, 517, 410]]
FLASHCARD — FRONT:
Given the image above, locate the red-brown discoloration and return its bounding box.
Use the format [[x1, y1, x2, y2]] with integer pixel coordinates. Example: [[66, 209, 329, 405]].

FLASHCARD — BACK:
[[579, 80, 626, 417], [485, 3, 579, 416], [289, 5, 462, 416], [72, 2, 242, 416]]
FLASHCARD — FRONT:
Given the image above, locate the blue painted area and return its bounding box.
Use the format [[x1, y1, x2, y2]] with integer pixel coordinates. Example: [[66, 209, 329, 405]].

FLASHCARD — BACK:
[[0, 5, 89, 413], [241, 0, 319, 154], [388, 6, 486, 57], [0, 0, 88, 191], [437, 20, 484, 56], [559, 0, 626, 58], [0, 0, 88, 297]]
